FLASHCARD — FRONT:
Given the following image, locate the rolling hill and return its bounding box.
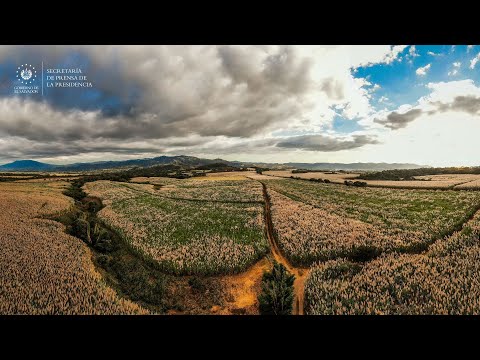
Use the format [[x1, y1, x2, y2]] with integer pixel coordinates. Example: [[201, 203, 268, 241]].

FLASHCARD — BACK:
[[0, 156, 427, 172]]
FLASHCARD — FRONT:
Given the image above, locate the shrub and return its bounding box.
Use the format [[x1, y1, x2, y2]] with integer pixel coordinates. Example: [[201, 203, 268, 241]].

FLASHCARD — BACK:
[[188, 276, 206, 292], [97, 254, 110, 267], [348, 245, 381, 262], [71, 218, 91, 244], [258, 262, 295, 315], [353, 181, 367, 187]]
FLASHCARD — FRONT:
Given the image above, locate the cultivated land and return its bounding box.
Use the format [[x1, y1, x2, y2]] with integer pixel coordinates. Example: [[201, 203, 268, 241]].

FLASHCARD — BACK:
[[305, 211, 480, 314], [4, 169, 480, 314], [0, 181, 146, 314], [84, 179, 268, 275], [265, 170, 480, 189], [265, 178, 480, 265]]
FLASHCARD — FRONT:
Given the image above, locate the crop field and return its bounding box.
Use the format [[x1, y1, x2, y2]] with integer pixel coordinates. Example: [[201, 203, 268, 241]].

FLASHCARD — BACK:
[[264, 170, 480, 189], [454, 178, 480, 190], [84, 180, 268, 275], [264, 170, 359, 183], [159, 179, 263, 203], [131, 176, 180, 186], [304, 211, 480, 314], [0, 181, 147, 314], [265, 178, 480, 265], [4, 171, 480, 315]]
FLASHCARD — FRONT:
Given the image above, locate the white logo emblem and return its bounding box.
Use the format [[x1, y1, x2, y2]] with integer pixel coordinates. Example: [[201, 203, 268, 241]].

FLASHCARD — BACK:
[[16, 64, 37, 85]]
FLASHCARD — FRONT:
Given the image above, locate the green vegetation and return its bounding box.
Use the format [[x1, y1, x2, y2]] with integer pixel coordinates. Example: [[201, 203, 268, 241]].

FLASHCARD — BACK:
[[258, 262, 295, 315], [85, 180, 269, 275], [304, 211, 480, 314], [56, 181, 169, 312], [265, 178, 480, 266], [359, 166, 480, 181], [344, 180, 367, 187]]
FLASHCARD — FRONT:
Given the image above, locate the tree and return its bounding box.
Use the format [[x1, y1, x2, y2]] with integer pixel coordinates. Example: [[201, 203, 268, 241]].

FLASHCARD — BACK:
[[258, 262, 295, 315]]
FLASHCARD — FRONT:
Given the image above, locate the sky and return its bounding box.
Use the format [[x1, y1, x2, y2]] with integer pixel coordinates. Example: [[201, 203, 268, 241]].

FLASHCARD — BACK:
[[0, 45, 480, 166]]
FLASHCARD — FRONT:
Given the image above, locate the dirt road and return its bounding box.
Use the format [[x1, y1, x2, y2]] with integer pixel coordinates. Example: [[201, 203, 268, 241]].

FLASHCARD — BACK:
[[261, 182, 309, 315]]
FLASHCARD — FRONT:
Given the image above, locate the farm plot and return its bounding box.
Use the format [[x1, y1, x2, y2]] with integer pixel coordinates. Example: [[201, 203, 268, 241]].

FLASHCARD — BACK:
[[264, 170, 359, 183], [130, 176, 180, 186], [84, 180, 268, 275], [0, 181, 146, 315], [454, 178, 480, 190], [159, 179, 263, 203], [305, 211, 480, 314], [265, 178, 480, 265]]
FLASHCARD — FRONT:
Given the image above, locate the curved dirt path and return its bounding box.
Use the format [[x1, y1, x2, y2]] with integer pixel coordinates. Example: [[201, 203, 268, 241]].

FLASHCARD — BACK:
[[261, 182, 309, 315]]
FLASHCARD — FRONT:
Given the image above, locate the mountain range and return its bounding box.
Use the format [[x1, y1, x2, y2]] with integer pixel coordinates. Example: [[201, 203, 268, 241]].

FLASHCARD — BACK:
[[0, 156, 428, 172]]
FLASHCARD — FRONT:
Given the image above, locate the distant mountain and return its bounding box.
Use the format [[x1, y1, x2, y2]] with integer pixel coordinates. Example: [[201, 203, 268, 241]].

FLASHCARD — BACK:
[[0, 156, 427, 172], [281, 162, 429, 171], [61, 155, 224, 171], [0, 160, 56, 171], [0, 156, 231, 172]]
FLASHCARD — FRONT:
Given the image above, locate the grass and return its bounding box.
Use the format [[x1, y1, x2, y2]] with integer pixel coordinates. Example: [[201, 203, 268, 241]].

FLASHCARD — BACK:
[[265, 178, 480, 266], [304, 210, 480, 314], [265, 178, 480, 236], [84, 180, 268, 275]]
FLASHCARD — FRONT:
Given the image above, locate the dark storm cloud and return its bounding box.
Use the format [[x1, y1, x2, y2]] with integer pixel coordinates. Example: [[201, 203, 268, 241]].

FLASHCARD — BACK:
[[0, 45, 320, 143], [217, 45, 313, 95], [275, 134, 378, 151], [0, 45, 404, 162], [374, 109, 423, 130], [321, 77, 344, 100], [375, 95, 480, 131], [431, 95, 480, 115], [0, 138, 166, 160]]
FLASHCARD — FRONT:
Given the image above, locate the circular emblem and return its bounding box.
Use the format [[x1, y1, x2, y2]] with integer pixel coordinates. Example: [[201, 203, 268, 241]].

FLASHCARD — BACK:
[[16, 64, 37, 85]]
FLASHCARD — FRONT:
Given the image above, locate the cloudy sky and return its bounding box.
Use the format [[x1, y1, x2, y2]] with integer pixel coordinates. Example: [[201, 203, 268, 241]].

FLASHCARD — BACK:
[[1, 45, 480, 166]]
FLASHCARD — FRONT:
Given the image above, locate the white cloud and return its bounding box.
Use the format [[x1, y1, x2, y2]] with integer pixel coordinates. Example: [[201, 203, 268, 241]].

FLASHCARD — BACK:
[[423, 79, 480, 103], [382, 45, 408, 64], [468, 45, 474, 52], [368, 84, 381, 94], [427, 51, 438, 56], [448, 62, 461, 76], [348, 80, 480, 166], [408, 45, 419, 58], [470, 53, 480, 69], [0, 45, 412, 163], [416, 63, 431, 76]]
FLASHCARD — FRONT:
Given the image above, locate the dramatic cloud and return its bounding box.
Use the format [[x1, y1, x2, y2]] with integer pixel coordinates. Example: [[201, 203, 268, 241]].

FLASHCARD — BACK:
[[275, 134, 378, 151], [372, 80, 480, 132], [0, 45, 411, 162], [321, 78, 344, 100], [416, 63, 431, 76], [432, 95, 480, 115], [10, 45, 480, 166], [374, 109, 423, 130]]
